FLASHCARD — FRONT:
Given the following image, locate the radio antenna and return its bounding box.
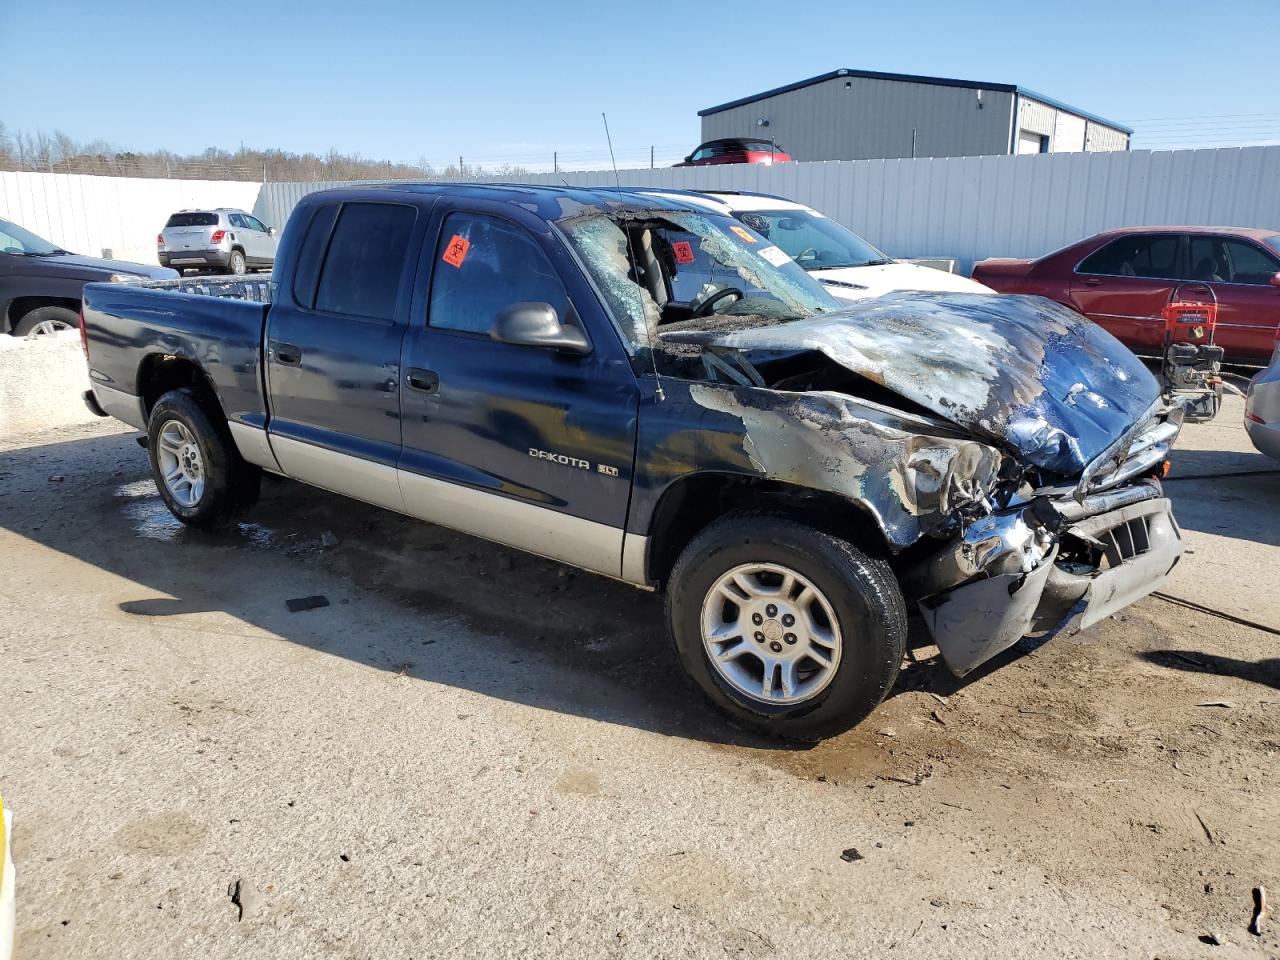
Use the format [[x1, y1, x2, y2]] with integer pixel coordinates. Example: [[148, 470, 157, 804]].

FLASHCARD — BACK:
[[603, 111, 664, 402]]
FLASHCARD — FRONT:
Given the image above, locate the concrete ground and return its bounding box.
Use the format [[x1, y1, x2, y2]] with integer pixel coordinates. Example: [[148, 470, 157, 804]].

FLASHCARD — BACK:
[[0, 352, 1277, 959]]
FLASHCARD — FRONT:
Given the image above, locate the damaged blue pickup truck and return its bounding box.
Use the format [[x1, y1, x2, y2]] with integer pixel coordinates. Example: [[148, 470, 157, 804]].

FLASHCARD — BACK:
[[81, 183, 1184, 739]]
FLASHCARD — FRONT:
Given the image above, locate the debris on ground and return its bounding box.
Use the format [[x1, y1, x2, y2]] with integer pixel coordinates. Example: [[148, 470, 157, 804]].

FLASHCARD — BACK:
[[1196, 700, 1235, 709], [840, 848, 864, 862], [285, 595, 330, 613], [320, 531, 339, 548], [227, 877, 257, 921], [47, 474, 64, 482], [930, 709, 947, 727], [1251, 886, 1266, 936]]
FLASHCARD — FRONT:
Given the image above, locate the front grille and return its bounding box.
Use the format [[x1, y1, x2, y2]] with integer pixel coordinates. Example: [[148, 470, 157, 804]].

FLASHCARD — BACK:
[[1100, 515, 1151, 568]]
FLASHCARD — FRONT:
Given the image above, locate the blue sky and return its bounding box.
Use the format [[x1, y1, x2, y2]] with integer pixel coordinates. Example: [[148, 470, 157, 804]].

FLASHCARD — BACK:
[[4, 0, 1277, 168]]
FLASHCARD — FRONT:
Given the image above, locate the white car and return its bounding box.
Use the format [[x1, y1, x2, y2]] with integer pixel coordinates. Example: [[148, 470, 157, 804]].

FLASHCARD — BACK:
[[1245, 337, 1280, 461], [641, 190, 992, 301]]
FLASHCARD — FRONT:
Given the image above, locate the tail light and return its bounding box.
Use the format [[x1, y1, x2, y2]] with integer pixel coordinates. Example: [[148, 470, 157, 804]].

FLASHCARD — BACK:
[[1248, 412, 1266, 425], [156, 233, 165, 249], [78, 308, 88, 357], [209, 230, 226, 244]]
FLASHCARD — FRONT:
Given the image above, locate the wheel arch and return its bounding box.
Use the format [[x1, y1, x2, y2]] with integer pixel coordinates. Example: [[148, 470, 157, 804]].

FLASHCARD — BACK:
[[135, 353, 227, 422], [642, 472, 891, 590], [6, 296, 81, 333]]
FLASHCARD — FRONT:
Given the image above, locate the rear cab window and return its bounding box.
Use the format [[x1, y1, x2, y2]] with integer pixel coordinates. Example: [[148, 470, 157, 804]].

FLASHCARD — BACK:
[[312, 202, 418, 321]]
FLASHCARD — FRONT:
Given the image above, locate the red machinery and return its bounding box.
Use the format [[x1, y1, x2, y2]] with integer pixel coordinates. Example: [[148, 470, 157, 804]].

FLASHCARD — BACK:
[[1161, 284, 1224, 421]]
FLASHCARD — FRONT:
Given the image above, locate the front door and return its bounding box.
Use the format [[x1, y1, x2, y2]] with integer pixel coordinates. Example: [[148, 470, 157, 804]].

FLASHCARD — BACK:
[[1186, 234, 1280, 363], [265, 198, 425, 511], [1069, 233, 1184, 355], [398, 203, 639, 578]]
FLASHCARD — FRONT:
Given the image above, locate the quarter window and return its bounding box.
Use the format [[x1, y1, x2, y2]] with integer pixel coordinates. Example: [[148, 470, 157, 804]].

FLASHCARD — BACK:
[[428, 213, 570, 335], [313, 202, 417, 321], [1079, 235, 1180, 279]]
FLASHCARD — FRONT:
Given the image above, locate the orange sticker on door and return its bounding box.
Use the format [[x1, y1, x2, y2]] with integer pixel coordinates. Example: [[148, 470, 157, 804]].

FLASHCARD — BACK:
[[442, 234, 470, 268], [729, 225, 757, 244], [672, 240, 695, 264]]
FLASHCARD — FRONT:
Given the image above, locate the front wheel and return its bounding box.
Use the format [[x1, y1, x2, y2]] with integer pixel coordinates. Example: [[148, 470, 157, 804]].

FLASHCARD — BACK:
[[147, 388, 259, 527], [13, 305, 78, 338], [666, 513, 906, 740]]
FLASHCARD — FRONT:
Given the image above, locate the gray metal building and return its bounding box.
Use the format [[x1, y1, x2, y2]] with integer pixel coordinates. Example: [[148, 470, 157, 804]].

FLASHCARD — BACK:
[[698, 69, 1132, 161]]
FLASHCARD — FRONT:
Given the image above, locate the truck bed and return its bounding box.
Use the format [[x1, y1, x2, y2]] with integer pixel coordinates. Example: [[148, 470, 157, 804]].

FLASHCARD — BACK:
[[125, 274, 274, 303], [82, 276, 273, 431]]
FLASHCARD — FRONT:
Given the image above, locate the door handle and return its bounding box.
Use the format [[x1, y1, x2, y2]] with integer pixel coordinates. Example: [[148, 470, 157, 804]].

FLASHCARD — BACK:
[[405, 368, 439, 393], [1083, 277, 1102, 286], [273, 342, 302, 365]]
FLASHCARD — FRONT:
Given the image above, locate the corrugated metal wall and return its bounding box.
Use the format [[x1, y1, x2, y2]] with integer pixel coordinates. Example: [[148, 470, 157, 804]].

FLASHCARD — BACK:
[[0, 172, 262, 266], [700, 76, 1015, 161], [8, 146, 1278, 277]]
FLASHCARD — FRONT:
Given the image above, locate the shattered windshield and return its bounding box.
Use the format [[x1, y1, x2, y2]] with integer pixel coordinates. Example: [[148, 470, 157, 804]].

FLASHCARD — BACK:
[[736, 209, 890, 270], [559, 210, 839, 351]]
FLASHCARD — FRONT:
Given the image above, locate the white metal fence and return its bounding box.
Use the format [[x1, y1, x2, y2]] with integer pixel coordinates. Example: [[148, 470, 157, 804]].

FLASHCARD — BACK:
[[0, 172, 261, 266], [6, 147, 1280, 274]]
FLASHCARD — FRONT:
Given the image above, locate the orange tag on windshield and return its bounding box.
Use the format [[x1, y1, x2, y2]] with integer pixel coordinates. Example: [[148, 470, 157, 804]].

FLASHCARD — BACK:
[[672, 241, 695, 264], [442, 234, 470, 268], [730, 225, 757, 244]]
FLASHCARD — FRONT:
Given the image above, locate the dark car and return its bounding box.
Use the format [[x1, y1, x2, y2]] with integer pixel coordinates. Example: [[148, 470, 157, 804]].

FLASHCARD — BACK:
[[0, 217, 176, 337], [674, 138, 793, 167], [80, 182, 1184, 739], [973, 226, 1280, 365]]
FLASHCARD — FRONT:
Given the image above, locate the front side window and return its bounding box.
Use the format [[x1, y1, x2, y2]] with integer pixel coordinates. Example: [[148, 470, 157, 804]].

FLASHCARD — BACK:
[[313, 202, 417, 321], [559, 209, 838, 350], [1078, 235, 1180, 279], [428, 213, 570, 335], [736, 209, 888, 270], [245, 215, 269, 233], [1189, 236, 1280, 285]]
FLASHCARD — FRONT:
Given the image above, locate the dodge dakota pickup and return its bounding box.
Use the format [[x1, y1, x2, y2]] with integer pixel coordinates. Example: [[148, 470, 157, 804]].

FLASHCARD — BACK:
[[81, 183, 1185, 739]]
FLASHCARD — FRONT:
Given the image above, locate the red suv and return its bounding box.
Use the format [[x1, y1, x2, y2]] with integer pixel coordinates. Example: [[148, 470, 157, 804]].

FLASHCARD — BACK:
[[973, 226, 1280, 364], [674, 138, 793, 167]]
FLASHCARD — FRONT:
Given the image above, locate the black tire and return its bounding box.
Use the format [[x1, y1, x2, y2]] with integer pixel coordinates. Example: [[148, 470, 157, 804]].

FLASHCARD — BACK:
[[146, 388, 260, 527], [227, 249, 247, 275], [13, 305, 78, 338], [666, 512, 907, 740]]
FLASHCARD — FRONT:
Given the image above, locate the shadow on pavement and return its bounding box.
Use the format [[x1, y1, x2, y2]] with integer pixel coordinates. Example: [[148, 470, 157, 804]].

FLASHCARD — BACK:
[[1141, 648, 1280, 691]]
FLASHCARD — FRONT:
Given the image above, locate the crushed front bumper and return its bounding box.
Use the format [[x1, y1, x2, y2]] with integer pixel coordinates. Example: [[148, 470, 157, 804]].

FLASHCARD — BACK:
[[912, 485, 1182, 676]]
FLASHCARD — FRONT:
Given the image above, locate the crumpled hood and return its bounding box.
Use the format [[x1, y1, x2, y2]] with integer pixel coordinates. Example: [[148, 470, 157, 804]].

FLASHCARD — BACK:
[[661, 292, 1161, 476], [811, 262, 992, 300]]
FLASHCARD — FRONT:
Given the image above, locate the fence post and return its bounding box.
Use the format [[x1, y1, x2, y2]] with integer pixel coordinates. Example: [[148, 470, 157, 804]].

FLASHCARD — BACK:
[[650, 145, 654, 169], [554, 151, 558, 174]]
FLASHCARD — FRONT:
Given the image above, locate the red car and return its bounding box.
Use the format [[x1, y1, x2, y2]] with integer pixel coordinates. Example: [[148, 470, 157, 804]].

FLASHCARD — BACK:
[[674, 138, 793, 167], [973, 226, 1280, 364]]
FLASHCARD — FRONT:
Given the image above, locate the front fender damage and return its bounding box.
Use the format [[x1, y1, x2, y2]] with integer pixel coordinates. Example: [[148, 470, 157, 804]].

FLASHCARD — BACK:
[[688, 382, 1003, 549]]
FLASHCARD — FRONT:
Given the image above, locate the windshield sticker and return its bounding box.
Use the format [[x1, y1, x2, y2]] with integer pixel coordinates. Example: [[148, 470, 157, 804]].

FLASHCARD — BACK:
[[758, 245, 790, 267], [729, 225, 758, 244], [442, 234, 471, 268], [672, 240, 695, 264]]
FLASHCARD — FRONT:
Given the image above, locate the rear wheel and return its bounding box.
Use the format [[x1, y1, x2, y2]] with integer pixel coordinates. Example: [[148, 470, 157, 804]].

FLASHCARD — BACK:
[[147, 388, 259, 527], [13, 305, 78, 338], [227, 250, 247, 275], [666, 513, 906, 740]]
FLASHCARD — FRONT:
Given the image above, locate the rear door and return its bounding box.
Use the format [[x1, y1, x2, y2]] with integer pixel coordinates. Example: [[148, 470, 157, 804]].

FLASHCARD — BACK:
[[1186, 234, 1280, 363], [264, 198, 427, 511], [397, 202, 639, 577], [1069, 233, 1184, 354]]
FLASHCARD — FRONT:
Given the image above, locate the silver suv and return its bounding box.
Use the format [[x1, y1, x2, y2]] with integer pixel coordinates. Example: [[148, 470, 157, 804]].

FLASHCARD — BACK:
[[158, 208, 277, 275]]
